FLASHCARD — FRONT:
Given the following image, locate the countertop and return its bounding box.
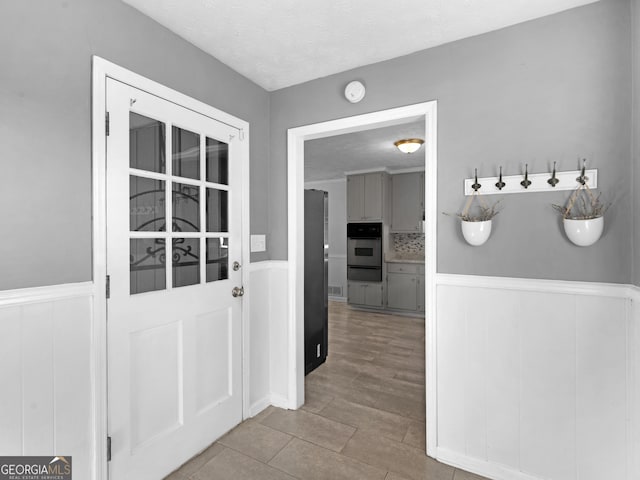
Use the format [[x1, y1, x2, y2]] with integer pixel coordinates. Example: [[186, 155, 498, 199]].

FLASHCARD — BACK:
[[384, 252, 425, 264]]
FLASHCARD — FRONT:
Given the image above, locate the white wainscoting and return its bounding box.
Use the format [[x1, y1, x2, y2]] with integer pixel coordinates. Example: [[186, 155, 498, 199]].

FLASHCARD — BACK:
[[629, 286, 640, 480], [2, 270, 637, 480], [247, 262, 270, 415], [0, 265, 291, 480], [247, 261, 290, 416], [0, 282, 95, 480], [435, 274, 637, 480]]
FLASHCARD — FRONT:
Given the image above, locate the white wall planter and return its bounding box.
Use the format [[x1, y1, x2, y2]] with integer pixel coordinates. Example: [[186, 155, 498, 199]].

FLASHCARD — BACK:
[[461, 219, 492, 246], [563, 216, 604, 246]]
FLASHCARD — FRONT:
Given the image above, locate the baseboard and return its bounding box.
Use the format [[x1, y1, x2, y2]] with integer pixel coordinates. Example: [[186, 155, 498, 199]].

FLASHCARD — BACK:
[[382, 308, 425, 318], [270, 394, 291, 410], [436, 448, 541, 480], [249, 396, 272, 418], [328, 296, 347, 303], [249, 393, 294, 419]]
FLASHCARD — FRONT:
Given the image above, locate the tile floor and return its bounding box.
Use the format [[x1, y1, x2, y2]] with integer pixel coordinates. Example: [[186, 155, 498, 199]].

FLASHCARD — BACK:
[[166, 302, 487, 480]]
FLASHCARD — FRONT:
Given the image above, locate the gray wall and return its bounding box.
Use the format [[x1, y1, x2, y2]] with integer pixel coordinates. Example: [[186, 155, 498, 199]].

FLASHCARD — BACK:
[[303, 179, 347, 257], [0, 0, 270, 290], [1, 0, 634, 288], [304, 179, 348, 297], [634, 0, 640, 286], [270, 0, 632, 283]]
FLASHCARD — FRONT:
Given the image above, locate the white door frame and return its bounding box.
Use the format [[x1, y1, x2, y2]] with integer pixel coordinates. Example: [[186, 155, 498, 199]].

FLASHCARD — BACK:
[[286, 101, 438, 457], [91, 56, 251, 480]]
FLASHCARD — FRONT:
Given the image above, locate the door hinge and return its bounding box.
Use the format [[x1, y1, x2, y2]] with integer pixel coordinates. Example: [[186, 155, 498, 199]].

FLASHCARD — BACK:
[[107, 436, 112, 462], [106, 275, 111, 299], [105, 111, 110, 136]]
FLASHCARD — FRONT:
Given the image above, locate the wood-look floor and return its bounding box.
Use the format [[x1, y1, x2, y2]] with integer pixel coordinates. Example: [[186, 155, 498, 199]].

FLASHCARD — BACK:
[[166, 301, 487, 480]]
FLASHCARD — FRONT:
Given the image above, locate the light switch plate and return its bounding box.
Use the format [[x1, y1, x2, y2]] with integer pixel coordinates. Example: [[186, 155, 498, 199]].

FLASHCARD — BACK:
[[250, 234, 266, 252]]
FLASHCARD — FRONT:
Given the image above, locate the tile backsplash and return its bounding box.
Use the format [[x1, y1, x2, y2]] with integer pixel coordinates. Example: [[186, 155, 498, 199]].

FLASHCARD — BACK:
[[392, 233, 425, 254]]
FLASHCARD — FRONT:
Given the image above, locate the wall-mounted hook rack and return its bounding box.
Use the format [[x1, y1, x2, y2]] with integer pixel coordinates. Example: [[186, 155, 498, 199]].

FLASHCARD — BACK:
[[547, 162, 559, 187], [463, 168, 598, 196], [576, 159, 588, 185], [495, 166, 506, 190], [520, 164, 532, 189], [471, 168, 481, 192]]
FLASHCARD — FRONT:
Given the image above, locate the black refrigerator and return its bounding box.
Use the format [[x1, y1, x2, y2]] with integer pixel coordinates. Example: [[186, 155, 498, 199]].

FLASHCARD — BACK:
[[304, 189, 329, 375]]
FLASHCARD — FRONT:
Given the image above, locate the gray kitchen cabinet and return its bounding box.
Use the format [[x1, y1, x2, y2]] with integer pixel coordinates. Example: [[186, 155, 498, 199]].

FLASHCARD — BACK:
[[363, 173, 383, 220], [347, 174, 365, 222], [387, 273, 417, 310], [386, 263, 425, 312], [347, 172, 387, 221], [348, 281, 384, 308], [390, 172, 424, 233], [417, 276, 425, 312]]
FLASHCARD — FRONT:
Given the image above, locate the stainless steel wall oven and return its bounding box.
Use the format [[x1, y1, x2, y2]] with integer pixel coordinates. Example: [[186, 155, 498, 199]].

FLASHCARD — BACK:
[[347, 223, 382, 282]]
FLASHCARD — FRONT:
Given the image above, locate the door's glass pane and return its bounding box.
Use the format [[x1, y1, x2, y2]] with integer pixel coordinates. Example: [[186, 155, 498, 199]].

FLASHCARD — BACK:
[[130, 176, 166, 232], [130, 113, 166, 173], [172, 182, 200, 232], [130, 238, 166, 294], [173, 238, 200, 288], [206, 238, 228, 282], [173, 126, 200, 180], [206, 188, 228, 232], [206, 137, 228, 185]]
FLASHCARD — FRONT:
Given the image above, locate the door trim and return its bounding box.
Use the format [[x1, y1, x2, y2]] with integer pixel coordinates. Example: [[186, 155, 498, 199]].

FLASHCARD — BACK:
[[91, 56, 251, 480], [286, 101, 438, 457]]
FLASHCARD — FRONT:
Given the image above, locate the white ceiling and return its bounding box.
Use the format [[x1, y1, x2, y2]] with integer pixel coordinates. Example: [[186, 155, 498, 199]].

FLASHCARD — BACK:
[[304, 120, 425, 182], [122, 0, 598, 91]]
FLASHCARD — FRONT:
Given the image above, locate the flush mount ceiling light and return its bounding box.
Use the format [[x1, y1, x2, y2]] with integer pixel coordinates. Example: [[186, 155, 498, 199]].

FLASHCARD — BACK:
[[394, 138, 424, 154]]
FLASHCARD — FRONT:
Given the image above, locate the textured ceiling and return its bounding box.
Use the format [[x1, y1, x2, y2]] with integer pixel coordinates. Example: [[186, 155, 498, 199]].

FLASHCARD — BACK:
[[122, 0, 598, 91], [305, 120, 425, 182]]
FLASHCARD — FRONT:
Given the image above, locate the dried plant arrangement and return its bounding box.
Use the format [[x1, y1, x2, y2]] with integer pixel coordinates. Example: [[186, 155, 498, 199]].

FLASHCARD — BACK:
[[443, 199, 502, 222], [553, 182, 610, 246], [443, 195, 501, 246], [552, 185, 610, 220]]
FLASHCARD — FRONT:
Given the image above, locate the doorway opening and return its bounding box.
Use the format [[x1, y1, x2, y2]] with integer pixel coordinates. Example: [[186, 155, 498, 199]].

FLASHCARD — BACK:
[[287, 101, 438, 456]]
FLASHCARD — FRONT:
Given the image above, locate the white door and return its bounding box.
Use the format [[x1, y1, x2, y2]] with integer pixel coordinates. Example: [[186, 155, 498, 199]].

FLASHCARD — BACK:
[[106, 78, 244, 479]]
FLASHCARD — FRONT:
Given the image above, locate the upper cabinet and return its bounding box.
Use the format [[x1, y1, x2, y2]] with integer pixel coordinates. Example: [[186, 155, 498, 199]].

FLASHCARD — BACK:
[[390, 172, 424, 233], [347, 172, 388, 222]]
